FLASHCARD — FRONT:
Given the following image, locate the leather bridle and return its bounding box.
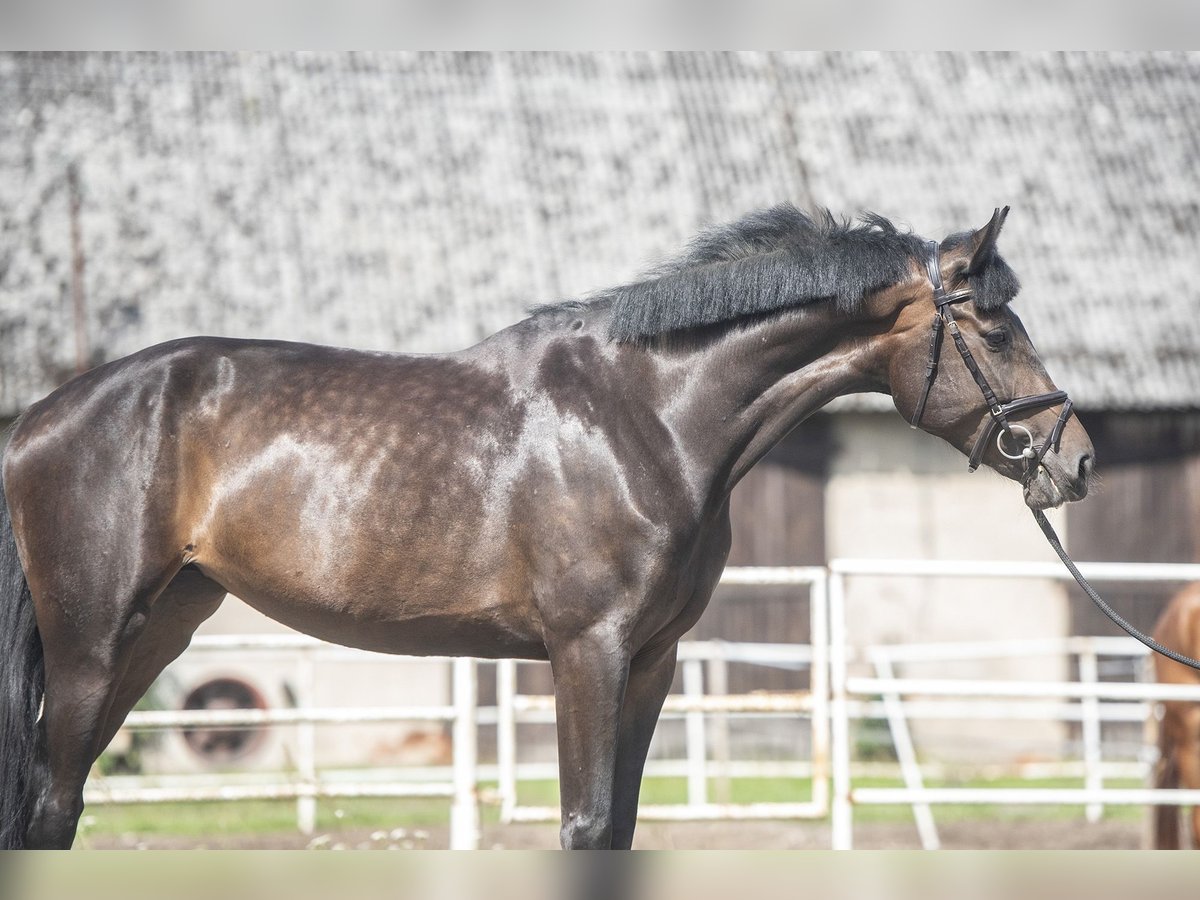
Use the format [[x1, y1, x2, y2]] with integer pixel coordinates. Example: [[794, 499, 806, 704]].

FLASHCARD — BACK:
[[911, 238, 1200, 670], [910, 239, 1074, 479]]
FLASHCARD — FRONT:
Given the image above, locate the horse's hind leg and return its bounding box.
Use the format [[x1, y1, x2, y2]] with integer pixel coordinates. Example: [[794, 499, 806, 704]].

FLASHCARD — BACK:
[[23, 558, 185, 849], [95, 568, 227, 753], [1176, 707, 1200, 849], [1153, 741, 1181, 849]]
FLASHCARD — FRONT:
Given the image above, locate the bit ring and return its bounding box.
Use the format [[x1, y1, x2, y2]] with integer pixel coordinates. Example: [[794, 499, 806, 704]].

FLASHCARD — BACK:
[[997, 424, 1036, 461]]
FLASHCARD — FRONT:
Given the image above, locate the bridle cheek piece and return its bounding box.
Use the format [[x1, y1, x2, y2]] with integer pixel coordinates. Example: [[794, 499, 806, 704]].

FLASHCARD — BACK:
[[909, 240, 1075, 480]]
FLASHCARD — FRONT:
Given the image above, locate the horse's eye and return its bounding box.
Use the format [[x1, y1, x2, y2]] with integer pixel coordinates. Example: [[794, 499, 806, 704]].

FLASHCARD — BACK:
[[985, 329, 1010, 350]]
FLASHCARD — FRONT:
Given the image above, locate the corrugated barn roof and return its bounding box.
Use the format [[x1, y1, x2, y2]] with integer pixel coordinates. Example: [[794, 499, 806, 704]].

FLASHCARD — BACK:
[[1, 51, 1198, 415]]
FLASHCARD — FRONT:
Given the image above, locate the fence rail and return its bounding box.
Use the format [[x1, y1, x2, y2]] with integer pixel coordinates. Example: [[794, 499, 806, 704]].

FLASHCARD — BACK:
[[85, 655, 482, 850]]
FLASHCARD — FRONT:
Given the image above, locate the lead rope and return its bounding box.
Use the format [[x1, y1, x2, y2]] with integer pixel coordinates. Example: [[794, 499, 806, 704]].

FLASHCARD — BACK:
[[1032, 508, 1200, 670]]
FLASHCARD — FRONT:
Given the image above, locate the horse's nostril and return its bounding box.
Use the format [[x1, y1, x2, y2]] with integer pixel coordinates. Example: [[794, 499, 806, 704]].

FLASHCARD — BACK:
[[1077, 453, 1094, 481]]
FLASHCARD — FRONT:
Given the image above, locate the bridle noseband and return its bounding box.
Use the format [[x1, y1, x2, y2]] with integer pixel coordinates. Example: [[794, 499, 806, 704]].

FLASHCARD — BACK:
[[909, 240, 1074, 479]]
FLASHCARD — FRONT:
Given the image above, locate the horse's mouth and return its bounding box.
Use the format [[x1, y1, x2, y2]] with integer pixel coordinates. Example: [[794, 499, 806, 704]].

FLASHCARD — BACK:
[[1023, 461, 1089, 510]]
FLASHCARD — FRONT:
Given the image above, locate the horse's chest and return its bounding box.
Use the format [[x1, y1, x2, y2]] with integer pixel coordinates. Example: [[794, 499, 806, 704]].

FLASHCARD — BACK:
[[629, 515, 733, 648]]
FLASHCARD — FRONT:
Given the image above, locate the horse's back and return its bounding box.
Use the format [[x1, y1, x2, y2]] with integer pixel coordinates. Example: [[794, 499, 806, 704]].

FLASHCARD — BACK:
[[2, 335, 505, 573], [6, 334, 473, 463]]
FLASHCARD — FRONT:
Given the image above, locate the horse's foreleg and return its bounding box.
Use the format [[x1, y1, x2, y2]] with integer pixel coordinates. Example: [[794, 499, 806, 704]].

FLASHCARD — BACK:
[[547, 628, 630, 849], [610, 643, 677, 849]]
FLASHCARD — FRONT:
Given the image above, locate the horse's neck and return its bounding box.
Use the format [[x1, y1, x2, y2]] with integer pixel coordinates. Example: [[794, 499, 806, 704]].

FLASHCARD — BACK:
[[655, 303, 888, 503]]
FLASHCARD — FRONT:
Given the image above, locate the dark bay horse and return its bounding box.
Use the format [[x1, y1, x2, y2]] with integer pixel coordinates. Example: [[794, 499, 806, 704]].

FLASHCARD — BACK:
[[1152, 583, 1200, 848], [0, 205, 1094, 849]]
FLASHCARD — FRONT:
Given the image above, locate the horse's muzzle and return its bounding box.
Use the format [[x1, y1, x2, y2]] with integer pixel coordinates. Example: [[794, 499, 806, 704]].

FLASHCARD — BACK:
[[1022, 449, 1093, 510]]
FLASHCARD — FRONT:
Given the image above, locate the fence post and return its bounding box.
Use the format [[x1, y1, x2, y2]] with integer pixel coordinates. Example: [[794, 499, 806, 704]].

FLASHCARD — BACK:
[[296, 646, 317, 835], [683, 657, 708, 808], [809, 571, 830, 817], [706, 653, 732, 804], [1140, 652, 1159, 849], [1079, 642, 1103, 823], [497, 658, 518, 824], [450, 657, 480, 849], [830, 570, 853, 850], [872, 652, 939, 849]]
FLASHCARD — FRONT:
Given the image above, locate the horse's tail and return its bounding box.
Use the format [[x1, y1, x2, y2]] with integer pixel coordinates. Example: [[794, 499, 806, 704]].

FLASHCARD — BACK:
[[0, 475, 43, 849]]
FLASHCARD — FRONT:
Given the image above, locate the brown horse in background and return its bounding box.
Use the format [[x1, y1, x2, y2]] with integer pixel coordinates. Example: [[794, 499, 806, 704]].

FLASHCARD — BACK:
[[1152, 583, 1200, 848]]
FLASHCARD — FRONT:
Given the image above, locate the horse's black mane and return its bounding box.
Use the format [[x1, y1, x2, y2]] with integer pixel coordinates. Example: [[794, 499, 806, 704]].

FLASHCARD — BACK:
[[534, 204, 1019, 342]]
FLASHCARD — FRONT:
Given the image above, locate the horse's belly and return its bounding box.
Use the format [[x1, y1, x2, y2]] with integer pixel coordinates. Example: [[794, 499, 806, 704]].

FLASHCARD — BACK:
[[194, 561, 549, 660]]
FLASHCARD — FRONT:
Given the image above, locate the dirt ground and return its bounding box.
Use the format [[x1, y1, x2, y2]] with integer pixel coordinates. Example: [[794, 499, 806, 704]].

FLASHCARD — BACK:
[[84, 818, 1147, 851]]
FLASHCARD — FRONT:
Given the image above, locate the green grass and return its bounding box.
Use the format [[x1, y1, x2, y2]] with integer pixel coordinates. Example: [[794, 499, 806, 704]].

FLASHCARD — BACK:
[[77, 796, 455, 840], [74, 774, 1146, 842], [514, 775, 1145, 823], [843, 775, 1145, 824]]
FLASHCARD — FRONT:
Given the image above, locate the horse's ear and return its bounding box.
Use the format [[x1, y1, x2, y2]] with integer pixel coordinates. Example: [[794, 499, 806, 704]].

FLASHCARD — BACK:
[[966, 206, 1010, 275]]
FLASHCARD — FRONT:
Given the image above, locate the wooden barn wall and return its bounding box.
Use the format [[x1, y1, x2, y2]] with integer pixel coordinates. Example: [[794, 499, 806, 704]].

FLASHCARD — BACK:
[[1066, 411, 1200, 638]]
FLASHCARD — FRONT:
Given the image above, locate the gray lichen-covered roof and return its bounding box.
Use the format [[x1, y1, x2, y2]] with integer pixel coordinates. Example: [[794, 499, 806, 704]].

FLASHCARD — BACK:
[[1, 51, 1198, 415]]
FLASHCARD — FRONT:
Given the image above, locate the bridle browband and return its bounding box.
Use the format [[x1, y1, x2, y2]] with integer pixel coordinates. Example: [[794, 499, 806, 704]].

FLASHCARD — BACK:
[[910, 240, 1074, 479], [912, 238, 1200, 671]]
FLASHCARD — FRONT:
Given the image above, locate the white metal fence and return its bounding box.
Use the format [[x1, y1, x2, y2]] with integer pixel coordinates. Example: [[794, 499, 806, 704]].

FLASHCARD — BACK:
[[828, 558, 1200, 850], [80, 559, 1200, 849]]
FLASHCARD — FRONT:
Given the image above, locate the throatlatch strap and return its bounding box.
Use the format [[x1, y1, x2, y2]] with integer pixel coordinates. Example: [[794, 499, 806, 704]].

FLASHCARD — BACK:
[[910, 313, 945, 427]]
